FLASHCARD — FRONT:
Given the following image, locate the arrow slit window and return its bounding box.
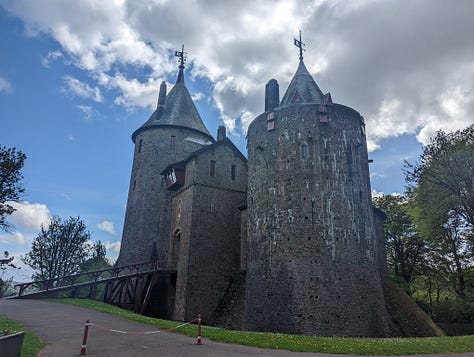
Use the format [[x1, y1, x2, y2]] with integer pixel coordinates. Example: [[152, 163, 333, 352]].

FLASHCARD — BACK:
[[210, 160, 216, 177], [301, 143, 308, 159], [170, 135, 176, 150]]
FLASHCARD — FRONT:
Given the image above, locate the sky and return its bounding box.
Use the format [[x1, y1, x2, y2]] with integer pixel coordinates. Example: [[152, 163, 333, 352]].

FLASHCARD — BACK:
[[1, 0, 473, 282]]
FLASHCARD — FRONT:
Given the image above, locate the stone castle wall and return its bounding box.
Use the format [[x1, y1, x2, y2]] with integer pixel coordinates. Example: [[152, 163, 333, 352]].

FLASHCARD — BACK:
[[245, 103, 390, 336], [170, 142, 247, 322], [116, 61, 395, 337], [118, 127, 213, 266]]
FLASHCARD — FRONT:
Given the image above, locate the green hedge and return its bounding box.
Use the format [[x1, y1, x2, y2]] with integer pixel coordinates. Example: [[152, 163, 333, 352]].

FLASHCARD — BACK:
[[430, 300, 474, 323]]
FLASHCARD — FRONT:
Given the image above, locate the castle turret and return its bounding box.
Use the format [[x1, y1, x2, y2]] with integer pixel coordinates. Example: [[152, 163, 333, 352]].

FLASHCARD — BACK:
[[117, 48, 214, 266], [245, 49, 390, 336]]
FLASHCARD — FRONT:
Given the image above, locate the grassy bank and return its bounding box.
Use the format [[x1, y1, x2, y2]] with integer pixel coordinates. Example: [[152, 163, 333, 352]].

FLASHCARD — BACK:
[[52, 298, 474, 355], [0, 315, 46, 357]]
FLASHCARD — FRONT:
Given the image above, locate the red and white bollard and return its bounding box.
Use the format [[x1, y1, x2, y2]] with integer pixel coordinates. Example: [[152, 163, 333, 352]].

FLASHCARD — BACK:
[[196, 314, 202, 345], [80, 319, 91, 355]]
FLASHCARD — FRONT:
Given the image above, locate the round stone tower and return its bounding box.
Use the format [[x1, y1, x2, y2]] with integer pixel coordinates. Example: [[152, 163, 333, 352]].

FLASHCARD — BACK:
[[117, 61, 214, 266], [245, 59, 390, 337]]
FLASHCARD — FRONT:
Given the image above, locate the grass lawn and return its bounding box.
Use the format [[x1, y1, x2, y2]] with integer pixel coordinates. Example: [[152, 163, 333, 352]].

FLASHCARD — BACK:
[[0, 315, 46, 357], [52, 298, 474, 355]]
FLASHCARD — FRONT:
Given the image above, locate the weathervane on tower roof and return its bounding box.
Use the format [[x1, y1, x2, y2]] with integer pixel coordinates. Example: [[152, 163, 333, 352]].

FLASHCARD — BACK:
[[293, 30, 305, 61], [174, 44, 187, 69]]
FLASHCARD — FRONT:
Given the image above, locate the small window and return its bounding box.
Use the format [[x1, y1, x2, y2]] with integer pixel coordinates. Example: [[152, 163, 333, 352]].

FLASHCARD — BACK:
[[231, 164, 236, 180], [138, 139, 143, 153], [170, 135, 176, 150], [133, 180, 137, 190], [210, 160, 216, 177], [301, 143, 308, 159]]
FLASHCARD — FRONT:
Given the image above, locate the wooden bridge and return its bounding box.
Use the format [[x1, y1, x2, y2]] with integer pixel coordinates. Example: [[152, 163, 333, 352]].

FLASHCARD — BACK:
[[10, 262, 176, 315]]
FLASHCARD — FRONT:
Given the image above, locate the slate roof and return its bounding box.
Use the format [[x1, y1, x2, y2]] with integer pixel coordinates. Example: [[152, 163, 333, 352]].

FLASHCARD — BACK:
[[132, 67, 213, 142], [280, 60, 326, 106]]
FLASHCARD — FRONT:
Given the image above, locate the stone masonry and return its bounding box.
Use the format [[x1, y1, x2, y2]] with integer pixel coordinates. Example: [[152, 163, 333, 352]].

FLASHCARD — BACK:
[[117, 72, 214, 266], [117, 52, 391, 337]]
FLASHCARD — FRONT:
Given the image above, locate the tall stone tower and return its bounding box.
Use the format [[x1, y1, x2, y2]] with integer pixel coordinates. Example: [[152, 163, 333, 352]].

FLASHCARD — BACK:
[[117, 51, 214, 266], [245, 48, 390, 336]]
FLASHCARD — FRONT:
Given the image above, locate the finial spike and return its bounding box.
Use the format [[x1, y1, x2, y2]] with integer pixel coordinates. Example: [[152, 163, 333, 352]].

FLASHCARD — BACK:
[[293, 30, 305, 61], [174, 44, 187, 69]]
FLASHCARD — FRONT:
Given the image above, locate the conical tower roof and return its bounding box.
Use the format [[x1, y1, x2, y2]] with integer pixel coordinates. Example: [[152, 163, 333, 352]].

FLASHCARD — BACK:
[[280, 60, 325, 106], [132, 66, 213, 142]]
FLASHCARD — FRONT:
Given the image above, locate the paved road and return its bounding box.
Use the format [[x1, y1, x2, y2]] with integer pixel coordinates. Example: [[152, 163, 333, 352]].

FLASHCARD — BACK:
[[1, 299, 473, 357]]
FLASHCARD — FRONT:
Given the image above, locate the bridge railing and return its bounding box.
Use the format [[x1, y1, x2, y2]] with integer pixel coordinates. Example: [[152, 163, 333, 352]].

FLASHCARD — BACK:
[[14, 260, 168, 297]]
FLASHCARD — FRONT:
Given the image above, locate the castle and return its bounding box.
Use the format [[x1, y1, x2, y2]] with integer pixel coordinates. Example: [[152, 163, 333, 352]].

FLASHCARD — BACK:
[[116, 43, 391, 337]]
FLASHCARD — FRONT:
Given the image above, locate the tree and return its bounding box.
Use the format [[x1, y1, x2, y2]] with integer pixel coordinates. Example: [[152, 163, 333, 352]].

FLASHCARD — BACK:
[[373, 194, 427, 294], [426, 215, 472, 298], [0, 251, 20, 298], [23, 216, 96, 281], [0, 146, 26, 231], [406, 124, 474, 298], [406, 125, 474, 235], [80, 240, 111, 272]]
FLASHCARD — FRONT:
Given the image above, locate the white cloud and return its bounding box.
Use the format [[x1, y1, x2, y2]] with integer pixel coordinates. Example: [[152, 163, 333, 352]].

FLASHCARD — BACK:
[[371, 189, 402, 199], [6, 201, 51, 231], [191, 92, 205, 101], [97, 220, 116, 235], [240, 111, 255, 134], [67, 134, 75, 141], [110, 74, 159, 109], [104, 240, 121, 263], [105, 240, 120, 253], [1, 251, 36, 283], [0, 231, 26, 245], [74, 104, 104, 120], [365, 98, 417, 152], [75, 104, 92, 118], [41, 49, 62, 68], [0, 76, 13, 93], [63, 76, 103, 102], [371, 189, 384, 199], [416, 81, 474, 145], [3, 0, 474, 148], [221, 115, 236, 133], [366, 140, 380, 153]]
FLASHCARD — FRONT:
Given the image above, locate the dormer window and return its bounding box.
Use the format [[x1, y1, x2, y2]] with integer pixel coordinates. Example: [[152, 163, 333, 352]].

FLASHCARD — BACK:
[[167, 168, 177, 185], [162, 163, 185, 190]]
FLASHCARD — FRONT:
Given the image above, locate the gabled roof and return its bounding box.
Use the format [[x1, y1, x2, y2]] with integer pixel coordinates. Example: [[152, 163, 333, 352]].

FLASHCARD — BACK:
[[132, 67, 213, 142], [280, 60, 326, 106], [160, 137, 247, 175]]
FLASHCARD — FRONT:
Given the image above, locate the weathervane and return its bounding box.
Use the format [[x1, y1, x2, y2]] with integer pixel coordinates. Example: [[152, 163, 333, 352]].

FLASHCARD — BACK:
[[174, 45, 187, 68], [293, 30, 305, 61]]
